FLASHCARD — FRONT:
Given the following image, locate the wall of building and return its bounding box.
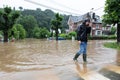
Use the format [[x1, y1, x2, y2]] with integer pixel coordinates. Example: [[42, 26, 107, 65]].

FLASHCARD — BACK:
[[91, 23, 102, 36]]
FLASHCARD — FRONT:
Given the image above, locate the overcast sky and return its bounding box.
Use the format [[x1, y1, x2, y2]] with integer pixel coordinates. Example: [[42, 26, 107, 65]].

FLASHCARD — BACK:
[[0, 0, 106, 16]]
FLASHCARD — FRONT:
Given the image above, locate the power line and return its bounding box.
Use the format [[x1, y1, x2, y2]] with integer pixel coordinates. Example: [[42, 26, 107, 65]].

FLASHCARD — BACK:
[[24, 0, 104, 16], [24, 0, 81, 15], [93, 6, 104, 11], [49, 0, 80, 12]]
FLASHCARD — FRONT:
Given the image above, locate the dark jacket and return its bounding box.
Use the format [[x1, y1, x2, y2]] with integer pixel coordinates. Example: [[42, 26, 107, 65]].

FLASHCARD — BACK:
[[77, 24, 91, 42]]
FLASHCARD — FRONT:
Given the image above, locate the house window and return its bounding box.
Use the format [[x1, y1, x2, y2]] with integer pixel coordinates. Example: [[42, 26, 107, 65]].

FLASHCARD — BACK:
[[74, 23, 77, 25], [97, 31, 101, 35], [96, 24, 99, 29], [95, 30, 101, 35], [73, 23, 77, 29]]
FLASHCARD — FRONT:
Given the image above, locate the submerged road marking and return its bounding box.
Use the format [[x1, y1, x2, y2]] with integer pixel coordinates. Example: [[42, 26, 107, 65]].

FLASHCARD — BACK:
[[73, 62, 110, 80], [104, 64, 120, 74]]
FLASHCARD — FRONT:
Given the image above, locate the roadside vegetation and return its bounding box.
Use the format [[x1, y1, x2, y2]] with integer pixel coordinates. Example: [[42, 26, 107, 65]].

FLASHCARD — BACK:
[[0, 6, 69, 42], [104, 42, 120, 50]]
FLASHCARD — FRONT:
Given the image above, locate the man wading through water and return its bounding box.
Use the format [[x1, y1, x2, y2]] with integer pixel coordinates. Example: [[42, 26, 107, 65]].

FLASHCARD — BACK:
[[73, 19, 91, 62]]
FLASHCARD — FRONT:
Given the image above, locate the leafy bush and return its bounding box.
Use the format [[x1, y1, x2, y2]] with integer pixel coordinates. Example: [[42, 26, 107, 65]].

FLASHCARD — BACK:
[[0, 31, 3, 35], [108, 35, 117, 39], [0, 31, 3, 38], [9, 24, 26, 39], [59, 33, 67, 38], [33, 27, 40, 38], [110, 26, 116, 35], [33, 27, 50, 39], [89, 35, 117, 40], [59, 31, 77, 40], [39, 28, 50, 38], [68, 31, 77, 37], [67, 31, 77, 39]]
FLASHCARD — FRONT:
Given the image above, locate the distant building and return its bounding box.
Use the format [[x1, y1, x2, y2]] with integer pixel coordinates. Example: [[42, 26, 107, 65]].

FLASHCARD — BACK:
[[67, 12, 102, 36], [102, 24, 111, 35]]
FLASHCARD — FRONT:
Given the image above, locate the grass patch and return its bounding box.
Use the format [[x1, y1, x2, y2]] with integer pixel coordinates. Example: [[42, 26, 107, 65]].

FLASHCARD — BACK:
[[104, 42, 120, 50]]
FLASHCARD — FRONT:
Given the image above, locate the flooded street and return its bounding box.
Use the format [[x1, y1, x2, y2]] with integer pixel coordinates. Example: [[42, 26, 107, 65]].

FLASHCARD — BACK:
[[0, 39, 120, 80]]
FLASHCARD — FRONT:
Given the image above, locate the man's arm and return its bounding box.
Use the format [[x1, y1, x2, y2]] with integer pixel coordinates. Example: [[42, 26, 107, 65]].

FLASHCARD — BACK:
[[87, 22, 92, 35], [77, 25, 82, 41], [87, 27, 91, 35]]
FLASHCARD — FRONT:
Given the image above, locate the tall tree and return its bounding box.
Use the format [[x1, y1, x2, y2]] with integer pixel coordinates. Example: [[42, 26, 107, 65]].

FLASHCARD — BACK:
[[51, 13, 63, 40], [0, 7, 20, 42], [16, 15, 38, 37], [103, 0, 120, 43], [21, 9, 69, 31], [19, 6, 23, 11]]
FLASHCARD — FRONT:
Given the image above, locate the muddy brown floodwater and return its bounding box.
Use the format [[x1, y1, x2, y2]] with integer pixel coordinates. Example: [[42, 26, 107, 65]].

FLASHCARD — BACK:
[[0, 39, 120, 80]]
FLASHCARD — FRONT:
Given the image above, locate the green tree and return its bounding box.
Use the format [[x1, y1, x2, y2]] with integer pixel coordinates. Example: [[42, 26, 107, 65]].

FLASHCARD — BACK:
[[33, 27, 50, 39], [0, 7, 20, 42], [10, 24, 26, 39], [16, 15, 38, 38], [0, 31, 3, 35], [21, 9, 55, 30], [19, 6, 23, 11], [103, 0, 120, 43], [9, 25, 17, 39], [0, 31, 3, 39], [51, 13, 63, 40], [21, 9, 69, 32], [111, 26, 116, 35]]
